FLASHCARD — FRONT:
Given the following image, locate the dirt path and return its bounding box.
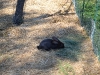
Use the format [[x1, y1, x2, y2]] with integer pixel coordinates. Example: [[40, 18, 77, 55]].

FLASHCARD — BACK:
[[0, 0, 100, 75]]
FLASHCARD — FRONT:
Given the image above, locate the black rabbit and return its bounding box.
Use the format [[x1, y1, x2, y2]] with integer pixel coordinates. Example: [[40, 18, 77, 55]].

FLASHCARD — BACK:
[[37, 37, 64, 51]]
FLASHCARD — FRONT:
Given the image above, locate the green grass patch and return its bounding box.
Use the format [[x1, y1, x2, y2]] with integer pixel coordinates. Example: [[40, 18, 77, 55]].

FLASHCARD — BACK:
[[58, 61, 75, 75], [56, 39, 80, 61]]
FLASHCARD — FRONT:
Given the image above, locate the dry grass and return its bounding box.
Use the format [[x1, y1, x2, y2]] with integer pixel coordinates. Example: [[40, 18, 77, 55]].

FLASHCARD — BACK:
[[0, 0, 100, 75]]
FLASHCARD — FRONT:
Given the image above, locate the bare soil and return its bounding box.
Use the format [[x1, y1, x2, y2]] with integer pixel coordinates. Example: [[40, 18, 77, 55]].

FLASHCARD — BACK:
[[0, 0, 100, 75]]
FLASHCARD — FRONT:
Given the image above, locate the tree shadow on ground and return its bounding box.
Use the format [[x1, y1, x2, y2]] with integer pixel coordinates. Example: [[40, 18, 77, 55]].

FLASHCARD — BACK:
[[0, 0, 15, 30], [23, 11, 76, 27], [0, 0, 10, 10], [23, 13, 52, 26], [0, 15, 13, 31], [0, 26, 30, 53]]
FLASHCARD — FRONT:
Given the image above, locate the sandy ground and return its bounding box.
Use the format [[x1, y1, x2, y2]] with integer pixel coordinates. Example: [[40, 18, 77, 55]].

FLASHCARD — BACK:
[[0, 0, 100, 75]]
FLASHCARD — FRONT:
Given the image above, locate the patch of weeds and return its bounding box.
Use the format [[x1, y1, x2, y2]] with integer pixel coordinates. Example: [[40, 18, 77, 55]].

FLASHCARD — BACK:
[[58, 61, 75, 75], [56, 39, 80, 61], [56, 49, 79, 61]]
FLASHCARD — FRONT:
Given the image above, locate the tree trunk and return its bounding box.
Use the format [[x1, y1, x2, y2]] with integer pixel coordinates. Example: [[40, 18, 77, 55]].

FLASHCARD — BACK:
[[13, 0, 25, 25]]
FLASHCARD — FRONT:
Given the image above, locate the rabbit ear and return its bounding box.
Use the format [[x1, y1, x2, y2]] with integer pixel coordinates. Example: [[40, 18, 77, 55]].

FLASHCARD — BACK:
[[52, 40, 59, 44], [52, 36, 59, 41]]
